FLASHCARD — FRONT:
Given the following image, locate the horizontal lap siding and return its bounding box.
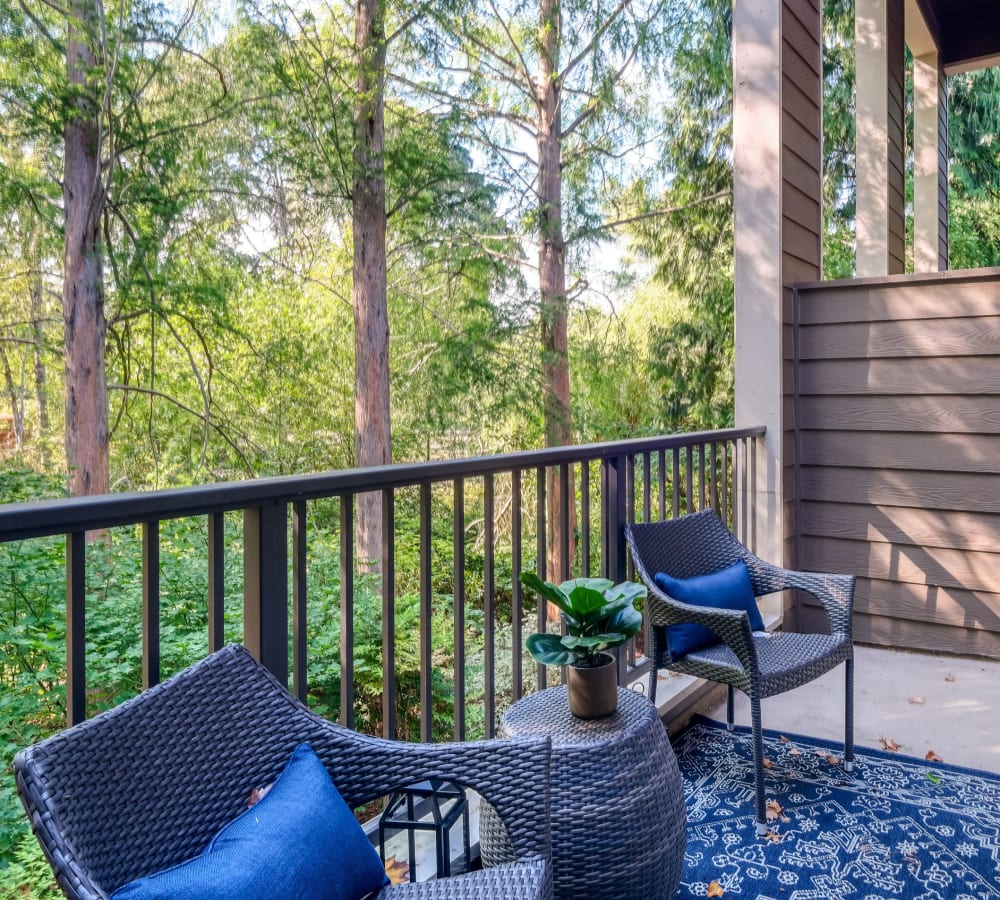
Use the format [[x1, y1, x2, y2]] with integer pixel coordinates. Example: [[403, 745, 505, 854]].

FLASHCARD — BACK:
[[793, 272, 1000, 658]]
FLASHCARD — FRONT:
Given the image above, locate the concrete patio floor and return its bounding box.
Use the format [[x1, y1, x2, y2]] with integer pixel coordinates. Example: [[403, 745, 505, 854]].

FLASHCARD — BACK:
[[690, 644, 1000, 774]]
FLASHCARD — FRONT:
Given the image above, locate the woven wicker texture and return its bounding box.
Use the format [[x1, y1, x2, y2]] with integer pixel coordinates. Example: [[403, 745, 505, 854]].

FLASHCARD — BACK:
[[481, 686, 685, 900], [382, 857, 549, 898], [13, 645, 552, 900], [625, 508, 855, 829]]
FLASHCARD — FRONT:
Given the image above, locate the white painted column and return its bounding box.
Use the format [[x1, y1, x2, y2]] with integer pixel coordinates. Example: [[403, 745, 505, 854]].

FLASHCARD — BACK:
[[856, 0, 906, 276], [913, 52, 948, 272], [734, 0, 783, 612]]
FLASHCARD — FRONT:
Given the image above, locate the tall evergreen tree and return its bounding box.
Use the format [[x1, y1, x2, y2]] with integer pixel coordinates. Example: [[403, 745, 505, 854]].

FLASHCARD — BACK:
[[418, 0, 682, 578]]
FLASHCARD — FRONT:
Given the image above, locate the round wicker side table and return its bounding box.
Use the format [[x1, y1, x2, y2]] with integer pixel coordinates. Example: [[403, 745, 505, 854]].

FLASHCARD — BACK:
[[481, 685, 686, 899]]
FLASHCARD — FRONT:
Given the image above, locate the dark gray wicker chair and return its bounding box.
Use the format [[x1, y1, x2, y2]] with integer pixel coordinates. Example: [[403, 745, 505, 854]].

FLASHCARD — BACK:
[[626, 509, 855, 834], [13, 644, 552, 900]]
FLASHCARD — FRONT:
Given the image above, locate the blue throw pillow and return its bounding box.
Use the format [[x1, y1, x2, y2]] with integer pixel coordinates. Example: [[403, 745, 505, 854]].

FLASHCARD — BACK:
[[653, 560, 765, 659], [111, 742, 389, 900]]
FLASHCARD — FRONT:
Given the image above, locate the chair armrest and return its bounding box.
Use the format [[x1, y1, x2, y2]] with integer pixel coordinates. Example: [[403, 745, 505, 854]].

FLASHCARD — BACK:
[[747, 560, 855, 636], [311, 725, 552, 865], [645, 580, 759, 671]]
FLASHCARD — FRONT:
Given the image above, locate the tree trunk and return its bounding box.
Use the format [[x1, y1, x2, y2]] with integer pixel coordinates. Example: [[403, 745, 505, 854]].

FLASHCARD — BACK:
[[63, 0, 109, 497], [31, 243, 50, 441], [537, 0, 575, 588], [353, 0, 391, 570], [0, 352, 24, 450]]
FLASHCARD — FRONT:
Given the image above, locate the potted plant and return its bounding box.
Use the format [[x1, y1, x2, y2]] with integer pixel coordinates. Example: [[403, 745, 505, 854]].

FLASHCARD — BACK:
[[520, 573, 645, 718]]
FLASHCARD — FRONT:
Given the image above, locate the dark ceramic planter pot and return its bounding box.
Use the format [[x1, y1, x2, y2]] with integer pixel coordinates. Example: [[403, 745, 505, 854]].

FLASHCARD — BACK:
[[567, 652, 618, 719]]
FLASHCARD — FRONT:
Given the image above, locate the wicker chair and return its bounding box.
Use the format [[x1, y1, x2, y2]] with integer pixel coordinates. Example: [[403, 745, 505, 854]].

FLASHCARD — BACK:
[[626, 509, 855, 834], [13, 644, 552, 900]]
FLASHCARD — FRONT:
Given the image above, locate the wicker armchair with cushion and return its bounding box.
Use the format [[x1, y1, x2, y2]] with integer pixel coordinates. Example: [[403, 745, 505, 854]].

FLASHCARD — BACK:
[[14, 644, 552, 900], [626, 509, 855, 834]]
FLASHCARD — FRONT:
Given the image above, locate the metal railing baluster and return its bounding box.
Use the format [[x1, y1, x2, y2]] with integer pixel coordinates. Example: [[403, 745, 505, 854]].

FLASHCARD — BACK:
[[453, 478, 466, 740], [483, 474, 496, 736], [381, 490, 396, 740], [292, 502, 307, 702], [339, 498, 355, 730], [419, 483, 433, 743], [207, 512, 225, 653], [66, 532, 86, 726], [142, 521, 160, 689]]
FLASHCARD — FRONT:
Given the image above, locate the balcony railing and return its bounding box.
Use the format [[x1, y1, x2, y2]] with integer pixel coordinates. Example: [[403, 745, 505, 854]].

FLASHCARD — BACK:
[[0, 427, 763, 740]]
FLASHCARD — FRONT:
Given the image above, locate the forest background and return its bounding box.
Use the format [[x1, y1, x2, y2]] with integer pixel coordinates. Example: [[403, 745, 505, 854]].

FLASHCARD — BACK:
[[0, 0, 999, 894]]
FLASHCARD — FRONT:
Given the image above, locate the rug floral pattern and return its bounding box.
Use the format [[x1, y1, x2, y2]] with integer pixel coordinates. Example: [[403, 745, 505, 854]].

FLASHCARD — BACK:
[[674, 717, 1000, 899]]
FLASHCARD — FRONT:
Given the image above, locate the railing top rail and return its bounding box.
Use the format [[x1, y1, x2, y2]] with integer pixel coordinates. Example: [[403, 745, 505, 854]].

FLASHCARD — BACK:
[[0, 426, 764, 541]]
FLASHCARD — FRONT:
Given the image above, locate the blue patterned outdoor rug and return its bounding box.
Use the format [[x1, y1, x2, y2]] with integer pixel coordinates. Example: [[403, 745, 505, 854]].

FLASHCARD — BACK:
[[672, 715, 1000, 899]]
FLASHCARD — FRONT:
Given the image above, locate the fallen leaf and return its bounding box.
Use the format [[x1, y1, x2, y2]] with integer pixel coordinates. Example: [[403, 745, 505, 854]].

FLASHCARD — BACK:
[[908, 696, 925, 705], [926, 772, 942, 785], [246, 782, 273, 808], [766, 800, 783, 821], [789, 748, 800, 757], [925, 750, 943, 763], [880, 737, 901, 752], [706, 880, 724, 898], [779, 735, 790, 743], [826, 754, 841, 767], [384, 856, 410, 885], [945, 674, 955, 682], [763, 758, 774, 769], [763, 831, 783, 843]]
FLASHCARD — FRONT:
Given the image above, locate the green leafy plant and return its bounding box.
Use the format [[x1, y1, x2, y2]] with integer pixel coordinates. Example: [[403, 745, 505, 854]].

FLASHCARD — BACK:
[[520, 574, 644, 667]]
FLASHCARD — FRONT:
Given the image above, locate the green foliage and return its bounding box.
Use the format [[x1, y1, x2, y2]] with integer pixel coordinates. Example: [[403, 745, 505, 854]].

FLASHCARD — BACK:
[[948, 68, 1000, 270], [0, 833, 60, 900], [622, 0, 735, 431], [822, 0, 856, 279], [521, 574, 643, 666]]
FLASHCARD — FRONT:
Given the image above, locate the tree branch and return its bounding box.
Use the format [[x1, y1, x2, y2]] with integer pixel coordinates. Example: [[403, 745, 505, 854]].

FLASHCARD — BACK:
[[578, 189, 732, 241], [107, 383, 256, 474], [560, 0, 633, 84], [15, 0, 64, 50]]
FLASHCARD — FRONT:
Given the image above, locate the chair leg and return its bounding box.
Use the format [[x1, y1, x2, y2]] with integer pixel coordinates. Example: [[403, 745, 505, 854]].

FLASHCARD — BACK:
[[726, 685, 735, 731], [844, 657, 855, 773], [648, 627, 659, 705], [750, 692, 768, 835]]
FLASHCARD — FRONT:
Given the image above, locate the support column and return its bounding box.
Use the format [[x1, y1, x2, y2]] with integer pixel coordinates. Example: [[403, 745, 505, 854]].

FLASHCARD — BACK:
[[856, 0, 906, 276], [734, 0, 823, 624], [913, 51, 949, 272]]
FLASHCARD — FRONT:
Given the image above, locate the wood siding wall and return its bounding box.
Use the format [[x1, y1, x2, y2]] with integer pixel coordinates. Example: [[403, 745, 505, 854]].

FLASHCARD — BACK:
[[936, 65, 949, 267], [793, 270, 1000, 658], [782, 0, 823, 618], [887, 0, 907, 274]]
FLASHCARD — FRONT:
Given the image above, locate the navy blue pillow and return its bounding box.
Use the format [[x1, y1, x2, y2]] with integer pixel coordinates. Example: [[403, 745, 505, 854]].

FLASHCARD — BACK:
[[653, 560, 764, 658], [111, 742, 389, 900]]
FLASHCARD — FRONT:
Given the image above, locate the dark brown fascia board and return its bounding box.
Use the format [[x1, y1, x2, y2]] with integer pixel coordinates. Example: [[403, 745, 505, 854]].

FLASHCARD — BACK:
[[916, 0, 1000, 72]]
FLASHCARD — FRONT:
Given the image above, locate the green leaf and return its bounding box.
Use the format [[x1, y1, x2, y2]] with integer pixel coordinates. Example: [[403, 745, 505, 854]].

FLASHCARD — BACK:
[[563, 583, 611, 616], [604, 581, 646, 604], [526, 632, 575, 666], [560, 577, 613, 594], [606, 605, 643, 639], [519, 572, 575, 615], [563, 633, 625, 649]]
